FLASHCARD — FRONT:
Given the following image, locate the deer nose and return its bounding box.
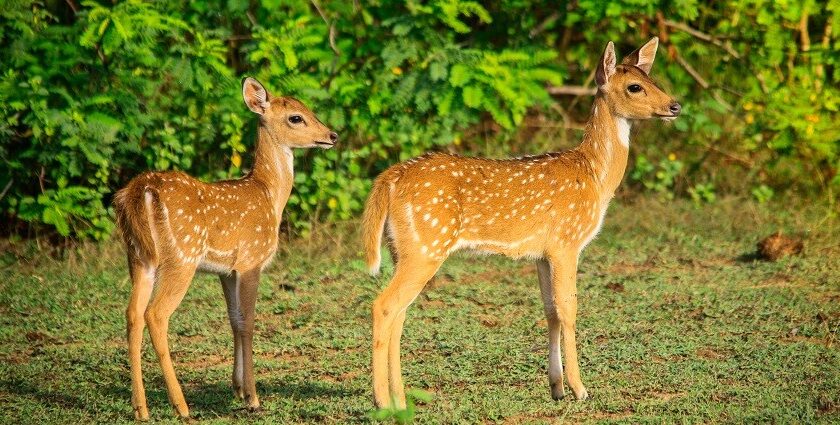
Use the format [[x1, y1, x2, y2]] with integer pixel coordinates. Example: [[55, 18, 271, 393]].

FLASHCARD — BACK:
[[669, 102, 682, 115], [329, 132, 338, 142]]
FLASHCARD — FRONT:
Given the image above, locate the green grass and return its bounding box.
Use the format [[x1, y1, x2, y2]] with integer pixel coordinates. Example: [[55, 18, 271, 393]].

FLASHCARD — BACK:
[[1, 196, 838, 423]]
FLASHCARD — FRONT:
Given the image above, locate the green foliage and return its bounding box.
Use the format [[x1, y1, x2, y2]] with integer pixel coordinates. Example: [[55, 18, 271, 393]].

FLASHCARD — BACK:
[[0, 0, 837, 239], [751, 184, 775, 203], [631, 154, 684, 198], [688, 182, 717, 204], [368, 389, 434, 424]]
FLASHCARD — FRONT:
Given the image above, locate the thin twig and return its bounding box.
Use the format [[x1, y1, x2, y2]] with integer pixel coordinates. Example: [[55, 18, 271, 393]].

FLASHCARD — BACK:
[[311, 0, 340, 55], [662, 19, 741, 58], [246, 11, 258, 27], [0, 178, 12, 202], [674, 52, 709, 88], [529, 11, 560, 38], [64, 0, 79, 13], [38, 167, 46, 193], [550, 104, 587, 130]]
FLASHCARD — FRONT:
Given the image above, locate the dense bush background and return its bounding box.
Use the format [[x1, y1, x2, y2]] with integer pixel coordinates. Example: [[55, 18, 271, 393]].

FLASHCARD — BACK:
[[1, 0, 837, 240]]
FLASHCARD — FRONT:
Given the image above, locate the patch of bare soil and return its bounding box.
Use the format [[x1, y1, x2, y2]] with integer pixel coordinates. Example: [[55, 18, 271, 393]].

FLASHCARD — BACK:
[[780, 335, 834, 348], [695, 347, 726, 360], [651, 391, 685, 401], [179, 353, 228, 369]]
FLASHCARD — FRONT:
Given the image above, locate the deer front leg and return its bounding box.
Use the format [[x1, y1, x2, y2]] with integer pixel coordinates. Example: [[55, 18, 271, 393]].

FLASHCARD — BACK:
[[237, 268, 262, 410], [220, 272, 245, 400], [536, 258, 565, 400], [548, 252, 589, 400]]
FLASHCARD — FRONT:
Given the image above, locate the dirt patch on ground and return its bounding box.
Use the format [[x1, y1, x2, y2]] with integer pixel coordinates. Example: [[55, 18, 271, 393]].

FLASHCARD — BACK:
[[695, 347, 727, 360], [179, 353, 229, 369], [587, 410, 634, 420], [606, 261, 654, 275], [780, 335, 834, 348], [652, 391, 685, 401]]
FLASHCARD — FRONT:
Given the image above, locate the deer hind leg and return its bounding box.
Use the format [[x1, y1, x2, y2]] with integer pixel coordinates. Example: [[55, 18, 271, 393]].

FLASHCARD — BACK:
[[537, 258, 565, 400], [372, 257, 440, 408], [144, 262, 197, 418], [236, 268, 262, 410], [127, 258, 156, 420], [220, 272, 244, 400], [387, 310, 408, 408], [547, 251, 588, 400]]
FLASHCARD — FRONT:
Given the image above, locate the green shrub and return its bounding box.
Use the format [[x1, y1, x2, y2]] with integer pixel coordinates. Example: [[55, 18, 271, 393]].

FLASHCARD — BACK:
[[1, 1, 837, 239]]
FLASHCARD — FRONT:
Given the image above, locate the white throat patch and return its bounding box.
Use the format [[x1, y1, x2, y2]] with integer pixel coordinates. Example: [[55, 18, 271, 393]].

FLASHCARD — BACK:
[[615, 117, 631, 147]]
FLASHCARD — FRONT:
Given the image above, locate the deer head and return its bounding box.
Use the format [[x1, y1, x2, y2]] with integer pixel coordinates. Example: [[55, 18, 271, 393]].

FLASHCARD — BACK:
[[595, 37, 681, 121], [242, 77, 338, 148]]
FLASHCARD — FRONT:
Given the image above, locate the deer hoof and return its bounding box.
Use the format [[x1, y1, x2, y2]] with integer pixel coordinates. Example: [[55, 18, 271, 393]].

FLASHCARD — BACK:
[[550, 382, 566, 401], [573, 386, 589, 401], [133, 406, 150, 421]]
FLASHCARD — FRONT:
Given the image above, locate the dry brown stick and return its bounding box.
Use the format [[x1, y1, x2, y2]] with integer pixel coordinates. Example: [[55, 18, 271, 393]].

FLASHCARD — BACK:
[[546, 85, 597, 96], [674, 52, 709, 88], [529, 11, 560, 38], [662, 19, 741, 58], [550, 104, 587, 130], [799, 10, 811, 53], [815, 22, 832, 92], [0, 178, 13, 203], [704, 144, 753, 167], [311, 0, 340, 55]]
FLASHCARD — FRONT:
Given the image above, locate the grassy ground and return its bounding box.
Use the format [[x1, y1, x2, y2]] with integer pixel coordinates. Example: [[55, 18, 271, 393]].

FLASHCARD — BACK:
[[0, 196, 838, 424]]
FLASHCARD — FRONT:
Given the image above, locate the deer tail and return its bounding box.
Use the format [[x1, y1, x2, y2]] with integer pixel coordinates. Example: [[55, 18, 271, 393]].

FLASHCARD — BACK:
[[114, 183, 160, 265], [362, 173, 395, 276]]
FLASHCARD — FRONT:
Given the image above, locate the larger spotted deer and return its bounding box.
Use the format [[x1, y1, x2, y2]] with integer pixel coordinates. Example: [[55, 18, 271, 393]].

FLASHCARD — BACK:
[[362, 38, 680, 408], [114, 77, 337, 420]]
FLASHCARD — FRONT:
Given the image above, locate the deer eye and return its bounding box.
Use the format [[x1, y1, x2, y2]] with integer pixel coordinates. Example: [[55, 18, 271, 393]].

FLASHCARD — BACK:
[[627, 84, 643, 93], [288, 115, 304, 124]]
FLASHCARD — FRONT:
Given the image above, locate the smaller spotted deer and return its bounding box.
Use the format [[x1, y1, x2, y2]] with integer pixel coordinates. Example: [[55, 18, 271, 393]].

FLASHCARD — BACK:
[[114, 77, 337, 420], [362, 38, 680, 408]]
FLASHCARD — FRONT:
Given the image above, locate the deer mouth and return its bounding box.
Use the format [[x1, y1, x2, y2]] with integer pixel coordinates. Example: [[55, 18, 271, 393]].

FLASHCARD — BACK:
[[655, 113, 679, 122], [314, 141, 336, 148]]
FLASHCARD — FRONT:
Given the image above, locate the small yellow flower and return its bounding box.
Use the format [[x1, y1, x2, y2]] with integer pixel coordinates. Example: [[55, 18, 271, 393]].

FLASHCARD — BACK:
[[743, 101, 754, 111], [745, 113, 754, 124], [327, 197, 338, 209], [806, 124, 814, 137], [668, 153, 677, 161], [453, 135, 461, 146], [805, 114, 819, 123], [231, 151, 242, 168], [391, 67, 403, 75]]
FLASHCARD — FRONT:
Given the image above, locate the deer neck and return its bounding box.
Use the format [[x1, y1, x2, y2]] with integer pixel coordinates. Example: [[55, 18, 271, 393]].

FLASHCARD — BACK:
[[249, 123, 294, 217], [577, 95, 631, 201]]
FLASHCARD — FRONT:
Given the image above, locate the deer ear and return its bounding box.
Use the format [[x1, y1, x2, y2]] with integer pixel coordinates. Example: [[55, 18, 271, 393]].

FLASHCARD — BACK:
[[242, 77, 271, 115], [595, 41, 617, 87], [622, 37, 659, 74]]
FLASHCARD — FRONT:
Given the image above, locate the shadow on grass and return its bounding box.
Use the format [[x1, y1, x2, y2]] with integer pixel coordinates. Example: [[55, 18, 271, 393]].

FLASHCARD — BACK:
[[98, 376, 363, 420], [2, 377, 91, 412]]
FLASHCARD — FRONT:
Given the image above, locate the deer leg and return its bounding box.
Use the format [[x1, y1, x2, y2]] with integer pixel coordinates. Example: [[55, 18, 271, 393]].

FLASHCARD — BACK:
[[372, 259, 438, 408], [537, 258, 565, 400], [127, 260, 156, 420], [145, 263, 197, 418], [237, 268, 262, 410], [387, 310, 408, 408], [220, 272, 244, 400], [548, 252, 588, 400]]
